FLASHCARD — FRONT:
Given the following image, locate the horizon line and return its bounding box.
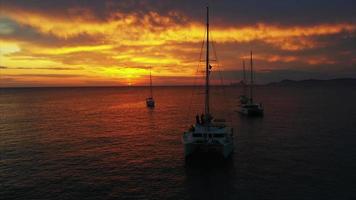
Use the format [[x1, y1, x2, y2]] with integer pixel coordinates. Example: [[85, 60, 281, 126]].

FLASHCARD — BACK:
[[1, 77, 355, 89]]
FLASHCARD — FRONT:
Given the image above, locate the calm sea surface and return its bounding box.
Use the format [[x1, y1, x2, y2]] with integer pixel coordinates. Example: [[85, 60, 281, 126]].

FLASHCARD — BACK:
[[1, 86, 356, 200]]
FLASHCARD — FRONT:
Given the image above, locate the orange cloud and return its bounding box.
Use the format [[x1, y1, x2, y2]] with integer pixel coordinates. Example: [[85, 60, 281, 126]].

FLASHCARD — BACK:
[[306, 56, 336, 65], [3, 6, 355, 47], [1, 6, 355, 86]]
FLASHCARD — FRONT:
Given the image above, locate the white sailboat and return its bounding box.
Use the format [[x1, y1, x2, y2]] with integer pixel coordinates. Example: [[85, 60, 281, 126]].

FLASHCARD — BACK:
[[146, 68, 155, 107], [182, 7, 234, 159], [240, 51, 264, 116]]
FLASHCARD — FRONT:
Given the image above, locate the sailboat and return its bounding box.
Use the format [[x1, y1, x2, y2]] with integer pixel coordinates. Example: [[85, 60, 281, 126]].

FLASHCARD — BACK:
[[239, 60, 249, 104], [182, 7, 234, 158], [240, 51, 264, 116], [146, 68, 155, 107]]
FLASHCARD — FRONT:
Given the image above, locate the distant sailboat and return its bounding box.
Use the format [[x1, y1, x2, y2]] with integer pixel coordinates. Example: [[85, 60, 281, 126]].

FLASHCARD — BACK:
[[239, 60, 249, 104], [240, 51, 264, 116], [146, 68, 155, 107], [182, 7, 234, 158]]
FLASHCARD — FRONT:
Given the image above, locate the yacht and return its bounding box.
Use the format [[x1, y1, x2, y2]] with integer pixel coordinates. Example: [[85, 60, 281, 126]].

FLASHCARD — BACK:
[[146, 68, 155, 107], [239, 51, 264, 116], [182, 7, 234, 158], [239, 60, 249, 104]]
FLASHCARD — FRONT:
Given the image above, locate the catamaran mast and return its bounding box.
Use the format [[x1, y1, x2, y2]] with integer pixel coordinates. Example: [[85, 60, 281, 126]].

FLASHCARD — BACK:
[[243, 60, 246, 96], [150, 68, 153, 98], [250, 51, 253, 103], [205, 6, 210, 117]]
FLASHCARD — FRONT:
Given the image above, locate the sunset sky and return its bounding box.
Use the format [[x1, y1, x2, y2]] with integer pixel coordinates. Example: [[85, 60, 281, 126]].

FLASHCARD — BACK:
[[0, 0, 355, 86]]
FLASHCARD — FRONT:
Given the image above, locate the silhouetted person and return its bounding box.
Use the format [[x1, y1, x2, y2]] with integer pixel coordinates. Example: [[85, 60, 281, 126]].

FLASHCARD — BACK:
[[206, 114, 211, 123], [201, 114, 205, 124], [196, 114, 200, 124]]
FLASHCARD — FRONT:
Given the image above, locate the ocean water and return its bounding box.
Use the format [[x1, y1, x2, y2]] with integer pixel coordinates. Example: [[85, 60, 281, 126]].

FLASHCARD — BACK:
[[1, 86, 356, 200]]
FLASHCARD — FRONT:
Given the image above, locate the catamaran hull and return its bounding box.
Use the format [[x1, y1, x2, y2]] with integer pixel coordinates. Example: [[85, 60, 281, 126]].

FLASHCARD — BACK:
[[239, 108, 264, 116], [146, 101, 155, 107], [239, 96, 249, 105], [183, 142, 234, 158]]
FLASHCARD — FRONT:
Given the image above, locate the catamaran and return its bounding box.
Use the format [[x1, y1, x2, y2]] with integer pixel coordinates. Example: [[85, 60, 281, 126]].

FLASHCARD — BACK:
[[182, 7, 234, 158], [239, 60, 249, 104], [239, 51, 264, 116], [146, 68, 155, 107]]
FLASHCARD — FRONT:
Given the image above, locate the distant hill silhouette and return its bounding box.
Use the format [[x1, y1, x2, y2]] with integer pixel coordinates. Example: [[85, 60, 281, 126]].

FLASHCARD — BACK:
[[230, 80, 247, 86], [267, 78, 356, 86]]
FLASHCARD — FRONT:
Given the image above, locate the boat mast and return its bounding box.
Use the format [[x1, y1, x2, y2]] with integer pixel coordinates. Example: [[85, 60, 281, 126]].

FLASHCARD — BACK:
[[205, 6, 210, 117], [150, 67, 153, 98], [250, 51, 253, 103], [243, 60, 246, 96]]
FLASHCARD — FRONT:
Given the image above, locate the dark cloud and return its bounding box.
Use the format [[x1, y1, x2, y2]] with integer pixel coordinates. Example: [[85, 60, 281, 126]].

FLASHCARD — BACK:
[[2, 0, 355, 26], [210, 31, 356, 70], [0, 17, 103, 47]]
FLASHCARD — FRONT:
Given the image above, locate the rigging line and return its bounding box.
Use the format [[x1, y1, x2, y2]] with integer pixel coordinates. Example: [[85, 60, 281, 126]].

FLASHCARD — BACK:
[[211, 35, 234, 124], [185, 29, 206, 123]]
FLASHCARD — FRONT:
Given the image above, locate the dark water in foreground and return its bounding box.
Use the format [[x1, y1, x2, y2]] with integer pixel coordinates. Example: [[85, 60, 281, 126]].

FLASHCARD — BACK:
[[1, 86, 356, 200]]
